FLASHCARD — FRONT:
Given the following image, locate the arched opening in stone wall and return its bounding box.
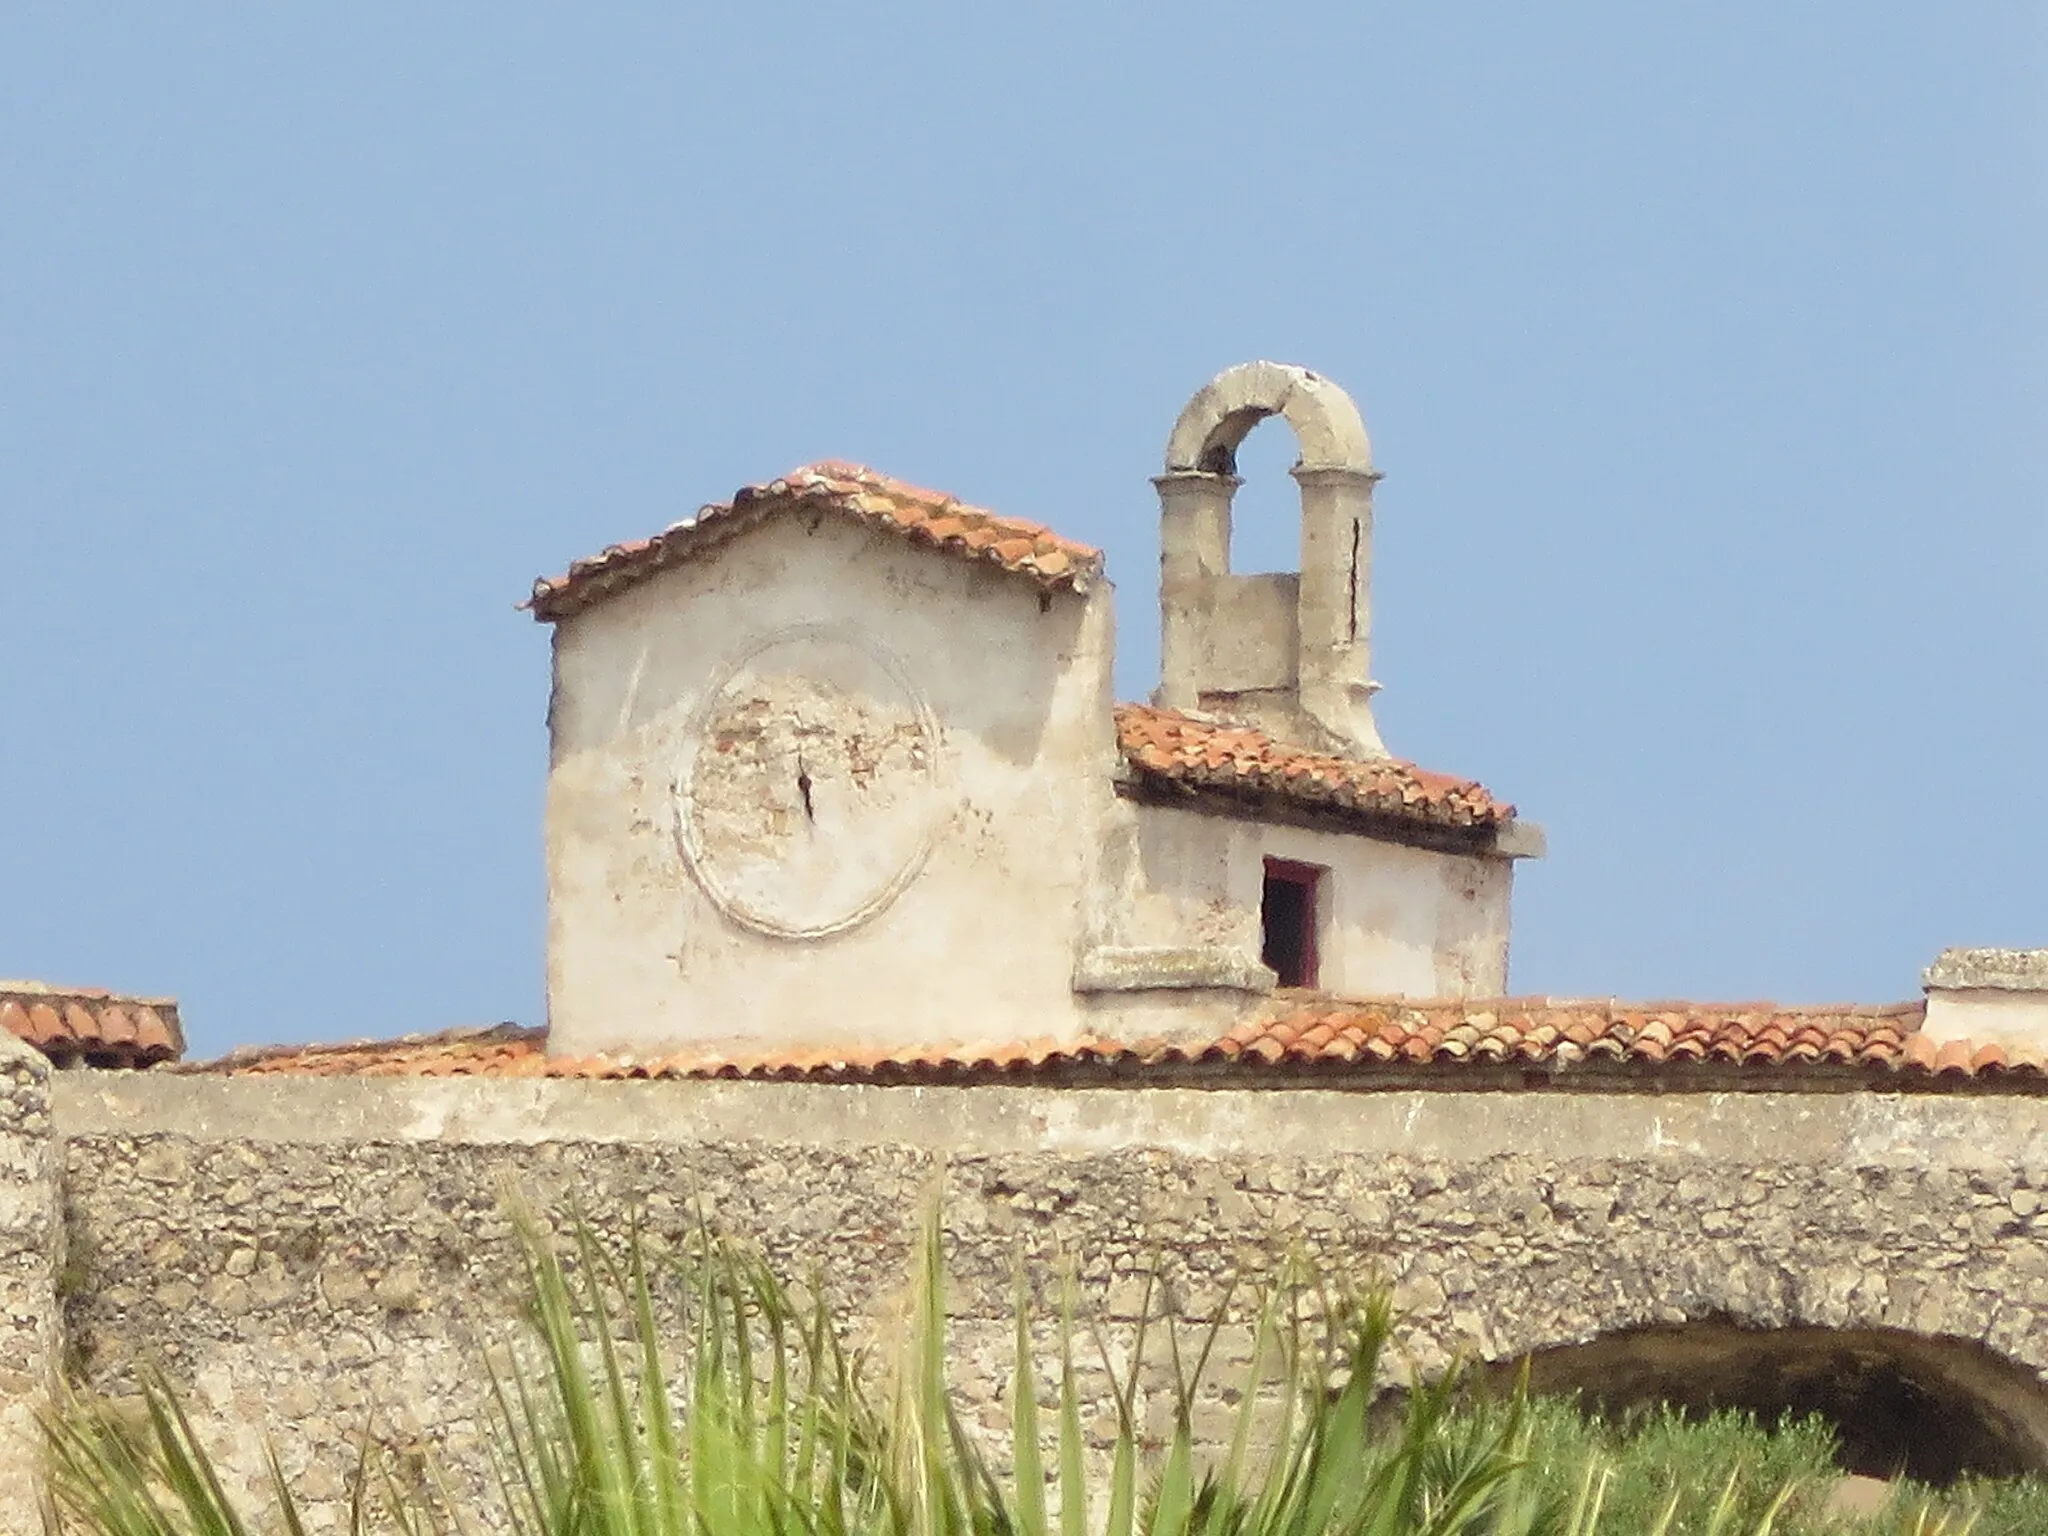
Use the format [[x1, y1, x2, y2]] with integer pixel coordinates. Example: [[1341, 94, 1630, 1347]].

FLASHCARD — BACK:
[[1477, 1321, 2048, 1486], [1221, 416, 1307, 575]]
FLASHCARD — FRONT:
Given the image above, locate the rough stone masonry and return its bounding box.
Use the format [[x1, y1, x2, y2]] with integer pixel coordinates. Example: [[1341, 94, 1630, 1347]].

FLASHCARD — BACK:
[[3, 1066, 2045, 1533]]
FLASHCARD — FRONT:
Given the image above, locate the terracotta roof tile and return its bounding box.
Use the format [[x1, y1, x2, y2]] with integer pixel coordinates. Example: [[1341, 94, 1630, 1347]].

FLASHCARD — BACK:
[[29, 1003, 65, 1048], [0, 983, 184, 1068], [529, 462, 1104, 622], [180, 995, 2043, 1092], [1115, 705, 1514, 837], [189, 1024, 546, 1079], [131, 1006, 177, 1055]]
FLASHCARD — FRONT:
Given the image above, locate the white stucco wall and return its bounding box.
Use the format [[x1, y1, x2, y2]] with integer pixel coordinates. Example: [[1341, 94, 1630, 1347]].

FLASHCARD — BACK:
[[1097, 801, 1514, 999], [545, 514, 1120, 1058], [1921, 952, 2048, 1054], [1923, 991, 2048, 1053]]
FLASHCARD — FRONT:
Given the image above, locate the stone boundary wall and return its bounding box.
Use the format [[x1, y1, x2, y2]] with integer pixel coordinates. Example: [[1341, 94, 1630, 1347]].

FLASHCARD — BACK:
[[32, 1072, 2048, 1532], [0, 1035, 58, 1536]]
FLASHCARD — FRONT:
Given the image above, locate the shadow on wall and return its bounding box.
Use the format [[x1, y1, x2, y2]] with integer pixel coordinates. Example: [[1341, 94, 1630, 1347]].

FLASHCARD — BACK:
[[1473, 1320, 2048, 1486]]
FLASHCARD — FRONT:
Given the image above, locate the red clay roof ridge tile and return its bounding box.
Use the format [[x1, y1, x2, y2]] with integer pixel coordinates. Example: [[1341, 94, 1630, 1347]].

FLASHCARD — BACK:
[[529, 463, 1104, 622], [0, 982, 185, 1068], [177, 1022, 541, 1076], [1261, 999, 1933, 1024]]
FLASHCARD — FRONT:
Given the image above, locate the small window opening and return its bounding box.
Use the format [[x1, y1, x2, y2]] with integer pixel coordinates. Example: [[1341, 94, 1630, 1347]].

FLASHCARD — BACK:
[[1261, 859, 1323, 988]]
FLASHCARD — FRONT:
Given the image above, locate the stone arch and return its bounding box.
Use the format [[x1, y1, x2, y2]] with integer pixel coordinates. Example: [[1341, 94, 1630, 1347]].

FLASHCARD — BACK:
[[1472, 1320, 2048, 1485], [1340, 1148, 2048, 1487], [1162, 360, 1374, 476]]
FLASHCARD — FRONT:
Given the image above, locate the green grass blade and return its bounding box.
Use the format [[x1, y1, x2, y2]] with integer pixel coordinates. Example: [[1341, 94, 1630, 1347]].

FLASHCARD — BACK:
[[1011, 1266, 1048, 1536], [1058, 1274, 1087, 1536], [1104, 1426, 1136, 1536], [627, 1220, 685, 1536], [1151, 1423, 1196, 1536]]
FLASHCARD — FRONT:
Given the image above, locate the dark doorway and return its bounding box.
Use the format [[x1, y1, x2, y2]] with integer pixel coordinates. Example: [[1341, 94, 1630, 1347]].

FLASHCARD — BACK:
[[1261, 859, 1323, 988]]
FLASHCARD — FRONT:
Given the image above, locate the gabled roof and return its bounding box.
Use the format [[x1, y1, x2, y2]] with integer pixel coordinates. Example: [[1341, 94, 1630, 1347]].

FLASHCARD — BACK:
[[529, 462, 1104, 623], [1116, 705, 1513, 837], [179, 997, 2039, 1090], [0, 983, 183, 1068]]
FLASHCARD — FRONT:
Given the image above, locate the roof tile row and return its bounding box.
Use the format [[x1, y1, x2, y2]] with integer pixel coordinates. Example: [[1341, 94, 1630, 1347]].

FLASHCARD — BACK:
[[183, 997, 2039, 1088], [0, 984, 182, 1068], [529, 462, 1104, 622], [1116, 705, 1513, 833]]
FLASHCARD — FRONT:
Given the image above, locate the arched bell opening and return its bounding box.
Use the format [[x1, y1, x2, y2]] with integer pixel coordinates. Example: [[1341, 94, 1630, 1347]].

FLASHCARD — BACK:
[[1476, 1320, 2048, 1487], [1223, 417, 1317, 580]]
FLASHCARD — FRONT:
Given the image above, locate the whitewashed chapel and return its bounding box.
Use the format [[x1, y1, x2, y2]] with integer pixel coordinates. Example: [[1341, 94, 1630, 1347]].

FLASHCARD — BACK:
[[528, 363, 1543, 1062]]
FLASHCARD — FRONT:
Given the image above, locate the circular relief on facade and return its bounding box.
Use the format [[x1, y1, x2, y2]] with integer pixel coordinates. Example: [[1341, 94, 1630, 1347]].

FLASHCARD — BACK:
[[676, 625, 941, 939]]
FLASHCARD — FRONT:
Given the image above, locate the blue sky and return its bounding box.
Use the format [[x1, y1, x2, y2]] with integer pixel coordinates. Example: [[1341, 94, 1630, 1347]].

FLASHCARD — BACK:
[[4, 6, 2042, 1058]]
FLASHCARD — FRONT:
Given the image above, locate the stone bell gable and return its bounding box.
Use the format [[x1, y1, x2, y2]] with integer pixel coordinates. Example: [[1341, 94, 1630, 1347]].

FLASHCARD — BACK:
[[529, 366, 1541, 1064], [1156, 361, 1389, 758]]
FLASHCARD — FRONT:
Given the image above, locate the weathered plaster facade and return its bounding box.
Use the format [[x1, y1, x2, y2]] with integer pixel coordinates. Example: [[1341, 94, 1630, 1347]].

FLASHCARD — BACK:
[[545, 509, 1120, 1059], [27, 1069, 2048, 1531], [1089, 802, 1513, 1003]]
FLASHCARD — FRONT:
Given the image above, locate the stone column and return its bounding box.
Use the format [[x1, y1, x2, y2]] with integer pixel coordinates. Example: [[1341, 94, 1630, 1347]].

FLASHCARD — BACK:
[[0, 1031, 58, 1535], [1292, 465, 1386, 758], [1154, 470, 1238, 711]]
